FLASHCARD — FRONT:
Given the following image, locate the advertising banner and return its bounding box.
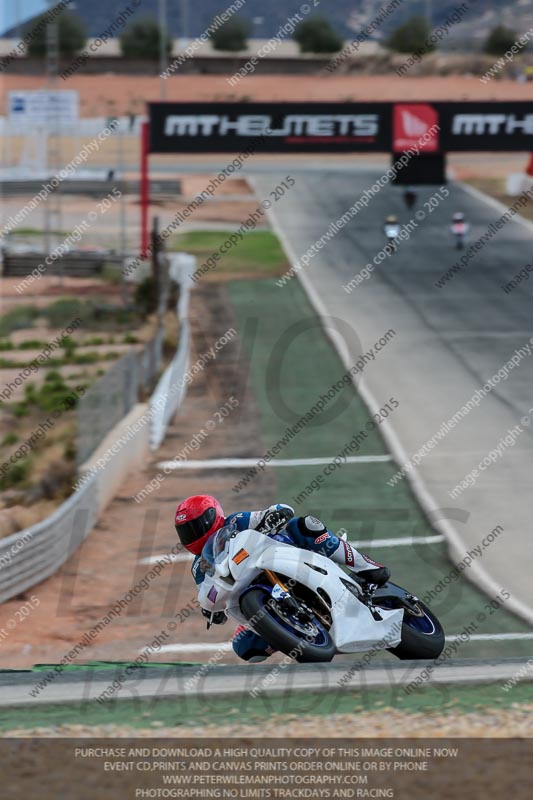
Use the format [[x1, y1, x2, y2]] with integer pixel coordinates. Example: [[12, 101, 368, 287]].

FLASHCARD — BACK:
[[148, 101, 533, 154]]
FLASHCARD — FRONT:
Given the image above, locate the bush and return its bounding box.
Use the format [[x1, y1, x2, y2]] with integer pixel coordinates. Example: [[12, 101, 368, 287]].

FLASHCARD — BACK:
[[24, 383, 38, 404], [387, 15, 435, 54], [71, 352, 101, 364], [0, 341, 14, 351], [41, 459, 76, 500], [210, 17, 250, 51], [135, 276, 158, 316], [61, 337, 77, 362], [35, 382, 79, 413], [42, 376, 66, 402], [1, 432, 18, 447], [26, 10, 87, 59], [0, 357, 36, 370], [484, 25, 520, 56], [0, 459, 32, 491], [0, 306, 38, 337], [120, 16, 172, 60], [64, 439, 76, 462], [83, 337, 105, 346], [18, 340, 48, 350], [45, 370, 64, 383], [293, 17, 343, 54], [16, 371, 82, 414], [42, 297, 88, 329]]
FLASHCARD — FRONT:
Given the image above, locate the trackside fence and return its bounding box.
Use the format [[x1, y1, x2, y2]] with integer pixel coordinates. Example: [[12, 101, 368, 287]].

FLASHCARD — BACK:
[[149, 255, 192, 450]]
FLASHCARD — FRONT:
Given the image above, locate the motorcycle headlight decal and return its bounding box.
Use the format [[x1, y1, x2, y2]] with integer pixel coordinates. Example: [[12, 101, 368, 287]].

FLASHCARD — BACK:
[[232, 548, 249, 564]]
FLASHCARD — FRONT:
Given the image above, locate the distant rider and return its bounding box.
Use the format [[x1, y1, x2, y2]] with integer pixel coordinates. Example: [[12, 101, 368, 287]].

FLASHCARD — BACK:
[[384, 215, 401, 251], [403, 187, 417, 210], [174, 495, 390, 662], [450, 212, 469, 249]]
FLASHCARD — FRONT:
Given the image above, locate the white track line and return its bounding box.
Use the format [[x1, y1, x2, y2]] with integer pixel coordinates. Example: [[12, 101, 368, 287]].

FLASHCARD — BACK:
[[459, 180, 533, 236], [447, 632, 533, 643], [355, 534, 445, 547], [152, 631, 533, 655], [139, 535, 445, 565], [157, 456, 392, 470], [158, 642, 233, 654]]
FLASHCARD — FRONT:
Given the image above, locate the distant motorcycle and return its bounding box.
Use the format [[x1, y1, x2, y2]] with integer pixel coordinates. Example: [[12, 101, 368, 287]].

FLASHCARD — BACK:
[[451, 213, 469, 250], [198, 519, 445, 663], [403, 187, 417, 211], [384, 216, 401, 253]]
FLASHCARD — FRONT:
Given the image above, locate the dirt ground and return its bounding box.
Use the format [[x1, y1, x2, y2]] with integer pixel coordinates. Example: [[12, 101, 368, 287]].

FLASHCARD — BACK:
[[3, 75, 533, 116], [6, 706, 533, 738], [0, 280, 277, 668], [180, 176, 251, 197], [0, 274, 127, 315]]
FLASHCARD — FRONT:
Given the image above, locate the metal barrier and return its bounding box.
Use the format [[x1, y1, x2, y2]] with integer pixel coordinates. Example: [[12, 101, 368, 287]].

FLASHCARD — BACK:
[[138, 327, 165, 392], [149, 256, 193, 451], [0, 475, 99, 604]]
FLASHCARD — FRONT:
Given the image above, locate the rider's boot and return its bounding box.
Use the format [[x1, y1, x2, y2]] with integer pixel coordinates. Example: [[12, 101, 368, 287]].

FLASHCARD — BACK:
[[232, 625, 277, 662], [330, 540, 391, 587]]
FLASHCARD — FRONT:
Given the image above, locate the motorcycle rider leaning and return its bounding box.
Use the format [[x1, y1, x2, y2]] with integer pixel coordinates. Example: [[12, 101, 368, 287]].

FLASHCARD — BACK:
[[174, 495, 391, 663], [451, 212, 469, 240]]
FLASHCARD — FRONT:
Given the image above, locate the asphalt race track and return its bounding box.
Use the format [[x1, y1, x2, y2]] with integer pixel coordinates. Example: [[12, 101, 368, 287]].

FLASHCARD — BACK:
[[0, 659, 531, 707], [253, 168, 533, 622]]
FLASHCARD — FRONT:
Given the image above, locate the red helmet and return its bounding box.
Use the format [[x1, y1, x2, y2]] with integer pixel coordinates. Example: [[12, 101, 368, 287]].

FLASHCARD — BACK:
[[174, 495, 225, 555]]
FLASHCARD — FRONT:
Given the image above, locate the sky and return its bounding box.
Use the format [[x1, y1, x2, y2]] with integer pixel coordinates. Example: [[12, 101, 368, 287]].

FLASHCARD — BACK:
[[1, 0, 48, 35]]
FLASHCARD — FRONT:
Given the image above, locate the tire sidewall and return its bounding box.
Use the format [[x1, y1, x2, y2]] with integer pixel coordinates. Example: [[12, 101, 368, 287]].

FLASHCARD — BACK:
[[240, 587, 335, 663], [388, 600, 445, 660]]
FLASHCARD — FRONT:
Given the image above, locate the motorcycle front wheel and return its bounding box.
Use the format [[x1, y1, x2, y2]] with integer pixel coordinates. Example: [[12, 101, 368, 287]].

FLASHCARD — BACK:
[[386, 599, 445, 660], [240, 587, 335, 663]]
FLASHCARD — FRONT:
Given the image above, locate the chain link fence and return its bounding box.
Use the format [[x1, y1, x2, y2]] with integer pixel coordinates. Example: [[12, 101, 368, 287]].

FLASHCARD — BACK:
[[75, 217, 172, 466], [76, 331, 164, 466]]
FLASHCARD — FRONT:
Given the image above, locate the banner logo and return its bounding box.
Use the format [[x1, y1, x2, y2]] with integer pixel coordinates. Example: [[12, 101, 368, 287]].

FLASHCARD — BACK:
[[393, 104, 439, 152]]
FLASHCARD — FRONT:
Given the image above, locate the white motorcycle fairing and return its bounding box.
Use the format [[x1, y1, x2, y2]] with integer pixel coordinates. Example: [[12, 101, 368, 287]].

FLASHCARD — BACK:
[[385, 223, 400, 239], [198, 528, 403, 655]]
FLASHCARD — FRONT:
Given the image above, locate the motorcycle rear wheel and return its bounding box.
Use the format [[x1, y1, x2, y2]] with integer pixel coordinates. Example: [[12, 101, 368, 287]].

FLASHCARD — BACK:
[[240, 587, 335, 663]]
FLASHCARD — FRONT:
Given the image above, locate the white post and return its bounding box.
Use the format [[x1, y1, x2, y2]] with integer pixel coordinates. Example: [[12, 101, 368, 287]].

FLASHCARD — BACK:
[[159, 0, 168, 99]]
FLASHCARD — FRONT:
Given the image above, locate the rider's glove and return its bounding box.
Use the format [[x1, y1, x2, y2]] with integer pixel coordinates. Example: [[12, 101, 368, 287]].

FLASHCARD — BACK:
[[258, 504, 294, 532], [202, 608, 227, 626]]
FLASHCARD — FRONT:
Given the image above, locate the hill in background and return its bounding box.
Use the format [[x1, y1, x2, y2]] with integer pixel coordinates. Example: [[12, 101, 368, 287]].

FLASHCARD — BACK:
[[3, 0, 533, 48]]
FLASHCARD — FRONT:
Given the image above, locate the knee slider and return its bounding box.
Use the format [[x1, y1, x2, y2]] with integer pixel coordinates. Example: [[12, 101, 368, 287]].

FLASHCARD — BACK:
[[298, 515, 327, 538]]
